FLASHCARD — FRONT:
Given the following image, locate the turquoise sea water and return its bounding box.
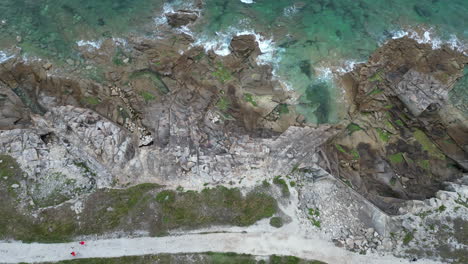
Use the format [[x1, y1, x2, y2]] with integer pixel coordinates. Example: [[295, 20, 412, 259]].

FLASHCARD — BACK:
[[0, 0, 466, 123]]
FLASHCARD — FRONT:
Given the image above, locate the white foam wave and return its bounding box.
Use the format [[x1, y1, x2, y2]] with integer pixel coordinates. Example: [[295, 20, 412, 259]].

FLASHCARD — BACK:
[[283, 5, 299, 17], [154, 1, 201, 27], [76, 40, 103, 51], [112, 37, 128, 47], [388, 28, 467, 55], [314, 60, 362, 82], [0, 51, 14, 63], [154, 3, 175, 26], [193, 27, 278, 63], [240, 0, 255, 4]]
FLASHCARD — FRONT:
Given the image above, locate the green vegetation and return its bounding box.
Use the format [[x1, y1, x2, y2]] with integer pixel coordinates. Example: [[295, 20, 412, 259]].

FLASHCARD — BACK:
[[216, 96, 230, 111], [0, 183, 277, 243], [81, 96, 100, 106], [436, 205, 446, 213], [118, 106, 131, 121], [212, 62, 232, 83], [403, 231, 414, 245], [155, 190, 176, 203], [84, 66, 106, 84], [278, 104, 290, 115], [129, 70, 170, 94], [308, 208, 321, 228], [335, 144, 347, 154], [335, 144, 359, 160], [270, 217, 283, 228], [47, 253, 325, 264], [158, 186, 277, 228], [395, 119, 405, 127], [389, 177, 397, 186], [413, 129, 445, 160], [112, 48, 127, 66], [455, 194, 468, 208], [367, 87, 383, 96], [350, 149, 360, 160], [369, 70, 384, 82], [417, 160, 430, 170], [289, 181, 296, 187], [376, 128, 391, 142], [244, 93, 258, 107], [416, 210, 431, 219], [383, 104, 394, 110], [140, 91, 156, 102], [273, 176, 290, 197], [193, 52, 205, 62], [346, 123, 363, 135], [74, 161, 96, 177], [388, 153, 404, 165], [269, 255, 326, 264]]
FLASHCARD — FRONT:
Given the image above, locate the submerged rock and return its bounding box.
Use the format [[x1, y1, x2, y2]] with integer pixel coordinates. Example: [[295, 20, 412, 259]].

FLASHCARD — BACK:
[[165, 10, 198, 28]]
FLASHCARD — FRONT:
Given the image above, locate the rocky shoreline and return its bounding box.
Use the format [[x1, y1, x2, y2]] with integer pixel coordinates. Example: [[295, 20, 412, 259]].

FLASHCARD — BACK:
[[0, 6, 467, 264]]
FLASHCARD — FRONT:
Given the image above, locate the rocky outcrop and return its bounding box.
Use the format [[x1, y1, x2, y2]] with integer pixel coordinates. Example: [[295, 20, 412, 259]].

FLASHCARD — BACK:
[[165, 11, 199, 28], [0, 32, 327, 206], [229, 35, 261, 60], [323, 37, 468, 214]]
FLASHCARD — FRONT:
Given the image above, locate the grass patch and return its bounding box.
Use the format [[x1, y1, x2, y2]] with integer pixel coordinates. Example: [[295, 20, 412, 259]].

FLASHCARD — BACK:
[[289, 181, 296, 187], [308, 208, 321, 228], [273, 176, 290, 197], [216, 96, 230, 111], [212, 62, 232, 83], [388, 153, 404, 165], [155, 190, 176, 203], [159, 186, 277, 227], [376, 128, 391, 142], [278, 104, 290, 115], [47, 253, 325, 264], [369, 71, 384, 82], [244, 93, 258, 107], [417, 159, 430, 170], [130, 70, 170, 94], [335, 144, 347, 154], [395, 119, 405, 127], [346, 123, 363, 135], [270, 255, 326, 264], [270, 217, 283, 228], [335, 144, 359, 160], [413, 129, 445, 160], [367, 87, 383, 96], [436, 205, 446, 213], [416, 210, 432, 219], [403, 231, 414, 245], [139, 91, 156, 102], [455, 194, 468, 208], [1, 183, 277, 243], [81, 96, 100, 106], [350, 149, 360, 160]]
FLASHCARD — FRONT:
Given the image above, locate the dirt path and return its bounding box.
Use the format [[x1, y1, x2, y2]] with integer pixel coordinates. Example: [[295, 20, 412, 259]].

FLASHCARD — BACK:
[[0, 231, 436, 264]]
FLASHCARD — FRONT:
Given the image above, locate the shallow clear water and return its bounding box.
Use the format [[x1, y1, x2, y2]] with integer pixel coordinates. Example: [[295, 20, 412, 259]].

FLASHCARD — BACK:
[[0, 0, 466, 123], [0, 0, 163, 58]]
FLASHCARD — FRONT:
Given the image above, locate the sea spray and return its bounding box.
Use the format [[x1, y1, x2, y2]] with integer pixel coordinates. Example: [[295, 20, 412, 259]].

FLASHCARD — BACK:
[[385, 27, 467, 55], [0, 51, 14, 63]]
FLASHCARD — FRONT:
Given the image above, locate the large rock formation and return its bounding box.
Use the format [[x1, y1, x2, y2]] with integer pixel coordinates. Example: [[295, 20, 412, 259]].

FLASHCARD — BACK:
[[323, 37, 468, 214]]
